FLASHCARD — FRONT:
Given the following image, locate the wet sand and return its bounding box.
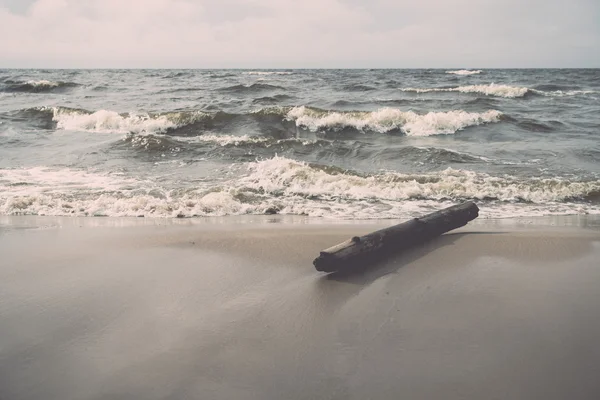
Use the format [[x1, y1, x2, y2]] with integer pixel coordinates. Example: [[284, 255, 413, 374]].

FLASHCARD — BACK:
[[1, 215, 600, 400]]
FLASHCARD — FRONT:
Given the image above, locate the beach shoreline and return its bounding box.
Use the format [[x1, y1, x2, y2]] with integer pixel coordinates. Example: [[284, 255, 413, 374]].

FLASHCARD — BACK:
[[1, 215, 599, 399], [3, 212, 600, 229]]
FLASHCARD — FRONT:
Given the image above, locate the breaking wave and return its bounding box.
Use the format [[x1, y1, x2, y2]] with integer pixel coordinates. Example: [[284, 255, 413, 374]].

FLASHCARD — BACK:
[[20, 105, 502, 137], [285, 106, 503, 136], [1, 79, 81, 93], [446, 70, 483, 76], [48, 107, 209, 134], [2, 158, 598, 219], [238, 157, 600, 205]]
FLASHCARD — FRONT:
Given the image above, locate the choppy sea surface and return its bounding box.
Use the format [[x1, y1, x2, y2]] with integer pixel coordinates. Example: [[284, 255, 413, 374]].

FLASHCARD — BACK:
[[1, 69, 599, 219]]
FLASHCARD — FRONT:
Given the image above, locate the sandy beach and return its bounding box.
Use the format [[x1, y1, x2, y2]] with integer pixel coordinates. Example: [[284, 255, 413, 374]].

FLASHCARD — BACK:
[[1, 215, 599, 400]]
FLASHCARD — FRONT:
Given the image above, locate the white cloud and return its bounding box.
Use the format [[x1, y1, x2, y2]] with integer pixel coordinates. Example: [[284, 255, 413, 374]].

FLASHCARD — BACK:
[[0, 0, 598, 67]]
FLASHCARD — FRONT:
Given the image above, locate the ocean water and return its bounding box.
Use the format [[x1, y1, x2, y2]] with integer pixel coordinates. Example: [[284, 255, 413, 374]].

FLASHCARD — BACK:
[[1, 69, 599, 219]]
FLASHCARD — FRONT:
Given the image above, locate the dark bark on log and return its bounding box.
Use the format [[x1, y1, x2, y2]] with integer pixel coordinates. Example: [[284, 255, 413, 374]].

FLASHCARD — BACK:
[[313, 202, 479, 272]]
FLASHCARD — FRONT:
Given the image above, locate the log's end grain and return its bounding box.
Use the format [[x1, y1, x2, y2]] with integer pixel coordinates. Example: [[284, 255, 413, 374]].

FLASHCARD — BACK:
[[313, 254, 337, 273]]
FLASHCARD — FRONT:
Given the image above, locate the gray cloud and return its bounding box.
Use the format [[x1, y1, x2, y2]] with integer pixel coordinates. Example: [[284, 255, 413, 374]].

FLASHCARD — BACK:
[[0, 0, 598, 68], [0, 0, 37, 15]]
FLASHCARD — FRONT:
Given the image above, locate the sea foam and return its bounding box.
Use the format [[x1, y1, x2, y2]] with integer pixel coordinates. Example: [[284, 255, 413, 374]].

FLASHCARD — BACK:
[[3, 159, 598, 219]]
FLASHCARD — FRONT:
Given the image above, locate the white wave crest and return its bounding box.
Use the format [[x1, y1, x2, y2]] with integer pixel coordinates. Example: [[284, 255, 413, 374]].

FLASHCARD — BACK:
[[26, 79, 60, 88], [402, 83, 529, 98], [286, 106, 502, 136], [51, 108, 207, 134], [446, 70, 483, 76]]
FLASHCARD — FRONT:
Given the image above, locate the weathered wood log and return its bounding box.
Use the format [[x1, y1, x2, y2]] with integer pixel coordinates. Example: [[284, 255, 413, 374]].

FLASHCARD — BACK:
[[313, 202, 479, 272]]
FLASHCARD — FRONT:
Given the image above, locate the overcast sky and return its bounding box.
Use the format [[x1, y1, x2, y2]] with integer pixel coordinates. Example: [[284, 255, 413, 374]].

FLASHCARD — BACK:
[[1, 0, 598, 68]]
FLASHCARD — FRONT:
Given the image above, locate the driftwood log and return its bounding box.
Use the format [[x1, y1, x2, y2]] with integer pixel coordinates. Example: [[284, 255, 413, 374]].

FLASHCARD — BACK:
[[313, 202, 479, 272]]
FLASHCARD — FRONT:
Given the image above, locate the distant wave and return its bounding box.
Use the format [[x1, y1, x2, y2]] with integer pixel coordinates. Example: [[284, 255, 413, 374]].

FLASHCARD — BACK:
[[332, 99, 412, 108], [161, 71, 193, 79], [218, 83, 286, 93], [1, 80, 80, 93], [2, 158, 599, 218], [243, 71, 293, 76], [532, 89, 597, 97], [529, 84, 597, 96], [285, 106, 503, 136], [402, 83, 596, 98], [446, 70, 483, 76], [252, 94, 295, 104], [342, 84, 377, 92], [402, 84, 529, 98]]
